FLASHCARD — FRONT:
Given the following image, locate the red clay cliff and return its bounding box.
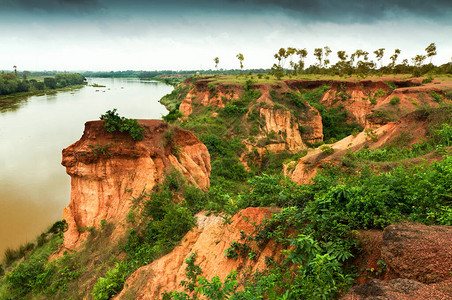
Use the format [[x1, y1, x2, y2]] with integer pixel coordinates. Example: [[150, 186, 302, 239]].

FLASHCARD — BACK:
[[61, 120, 211, 251]]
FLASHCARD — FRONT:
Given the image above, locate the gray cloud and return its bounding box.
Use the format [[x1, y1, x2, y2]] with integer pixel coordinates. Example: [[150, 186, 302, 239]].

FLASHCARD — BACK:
[[234, 0, 452, 23], [1, 0, 450, 24], [0, 0, 101, 15]]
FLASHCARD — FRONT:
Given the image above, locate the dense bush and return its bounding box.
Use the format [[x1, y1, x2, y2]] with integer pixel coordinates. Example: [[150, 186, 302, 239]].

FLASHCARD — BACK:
[[1, 231, 64, 299], [236, 174, 305, 208], [100, 109, 144, 141], [390, 96, 400, 105], [300, 86, 362, 141], [162, 109, 183, 123]]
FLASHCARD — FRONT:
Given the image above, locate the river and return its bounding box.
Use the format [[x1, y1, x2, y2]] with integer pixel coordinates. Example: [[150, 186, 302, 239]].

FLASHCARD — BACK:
[[0, 78, 173, 256]]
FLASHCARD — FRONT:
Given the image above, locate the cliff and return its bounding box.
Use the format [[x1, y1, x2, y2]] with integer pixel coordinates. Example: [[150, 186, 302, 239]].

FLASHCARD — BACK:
[[61, 120, 211, 250], [116, 207, 282, 299], [282, 78, 452, 184], [284, 109, 433, 184], [172, 77, 451, 161]]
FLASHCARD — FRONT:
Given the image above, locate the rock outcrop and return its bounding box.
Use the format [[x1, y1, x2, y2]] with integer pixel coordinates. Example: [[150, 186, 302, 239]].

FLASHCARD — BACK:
[[177, 78, 324, 155], [342, 278, 452, 300], [116, 207, 282, 299], [179, 79, 243, 117], [61, 120, 211, 250], [284, 108, 436, 184], [382, 223, 452, 284], [343, 223, 452, 299], [252, 84, 324, 153]]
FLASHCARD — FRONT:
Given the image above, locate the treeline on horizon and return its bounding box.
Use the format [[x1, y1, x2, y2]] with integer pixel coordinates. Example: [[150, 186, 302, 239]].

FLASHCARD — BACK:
[[84, 43, 452, 79], [0, 72, 86, 96], [3, 43, 451, 85], [266, 43, 452, 78]]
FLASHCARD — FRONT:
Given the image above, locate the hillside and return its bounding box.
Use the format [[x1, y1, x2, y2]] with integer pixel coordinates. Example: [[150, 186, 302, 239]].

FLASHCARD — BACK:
[[1, 74, 452, 299]]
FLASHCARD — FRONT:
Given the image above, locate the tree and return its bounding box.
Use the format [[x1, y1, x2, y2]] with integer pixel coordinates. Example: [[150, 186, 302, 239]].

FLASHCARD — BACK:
[[13, 65, 17, 77], [43, 77, 57, 89], [286, 47, 297, 74], [314, 48, 323, 67], [323, 46, 332, 68], [373, 48, 385, 68], [22, 71, 31, 80], [272, 48, 289, 78], [334, 51, 352, 75], [213, 57, 219, 71], [389, 49, 401, 68], [412, 54, 426, 67], [236, 53, 244, 73], [337, 51, 348, 62], [425, 43, 437, 64], [296, 48, 308, 74]]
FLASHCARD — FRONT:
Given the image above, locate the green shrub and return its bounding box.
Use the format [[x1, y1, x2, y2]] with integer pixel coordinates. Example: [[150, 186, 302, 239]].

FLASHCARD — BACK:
[[435, 123, 452, 146], [445, 90, 452, 100], [163, 253, 238, 300], [374, 89, 386, 97], [88, 143, 114, 158], [1, 233, 63, 298], [422, 75, 434, 84], [429, 91, 442, 102], [6, 257, 46, 297], [300, 86, 362, 141], [390, 96, 400, 105], [386, 81, 397, 93], [100, 109, 144, 141], [236, 174, 306, 208], [163, 109, 183, 123], [220, 104, 247, 117], [211, 157, 248, 181], [243, 79, 255, 90], [320, 145, 334, 155], [284, 91, 305, 108], [92, 261, 131, 300], [336, 84, 351, 101]]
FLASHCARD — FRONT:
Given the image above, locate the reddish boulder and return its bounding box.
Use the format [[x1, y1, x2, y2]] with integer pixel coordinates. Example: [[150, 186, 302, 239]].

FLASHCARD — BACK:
[[382, 223, 452, 284], [342, 278, 452, 300]]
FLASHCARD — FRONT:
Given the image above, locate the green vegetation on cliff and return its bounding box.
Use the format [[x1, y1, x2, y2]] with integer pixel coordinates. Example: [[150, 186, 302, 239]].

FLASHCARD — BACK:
[[1, 75, 452, 300]]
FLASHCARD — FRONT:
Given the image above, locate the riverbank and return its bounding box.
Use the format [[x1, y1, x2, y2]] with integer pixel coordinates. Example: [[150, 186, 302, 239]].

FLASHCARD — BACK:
[[0, 84, 86, 101]]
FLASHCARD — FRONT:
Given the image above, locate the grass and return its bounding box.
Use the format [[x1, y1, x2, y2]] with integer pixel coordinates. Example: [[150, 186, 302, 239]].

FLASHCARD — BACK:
[[0, 232, 64, 299], [204, 74, 426, 86], [0, 220, 121, 299]]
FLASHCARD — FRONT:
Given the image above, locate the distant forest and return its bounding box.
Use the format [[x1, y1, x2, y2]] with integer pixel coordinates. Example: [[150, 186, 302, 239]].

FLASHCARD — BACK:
[[0, 72, 85, 96]]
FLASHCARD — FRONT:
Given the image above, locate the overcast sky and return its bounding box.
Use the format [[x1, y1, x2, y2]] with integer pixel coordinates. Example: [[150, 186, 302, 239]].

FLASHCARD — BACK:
[[0, 0, 451, 71]]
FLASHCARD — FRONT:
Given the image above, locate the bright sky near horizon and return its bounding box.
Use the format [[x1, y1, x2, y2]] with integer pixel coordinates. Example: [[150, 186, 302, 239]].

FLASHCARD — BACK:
[[0, 0, 451, 71]]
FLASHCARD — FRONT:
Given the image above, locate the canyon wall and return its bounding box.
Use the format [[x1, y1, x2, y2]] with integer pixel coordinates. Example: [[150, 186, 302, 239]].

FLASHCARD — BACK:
[[61, 120, 211, 250], [116, 207, 282, 299]]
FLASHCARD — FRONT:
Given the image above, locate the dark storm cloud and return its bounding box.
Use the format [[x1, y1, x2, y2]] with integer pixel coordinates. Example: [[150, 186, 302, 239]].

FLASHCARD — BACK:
[[0, 0, 101, 14], [232, 0, 452, 23], [1, 0, 451, 23]]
